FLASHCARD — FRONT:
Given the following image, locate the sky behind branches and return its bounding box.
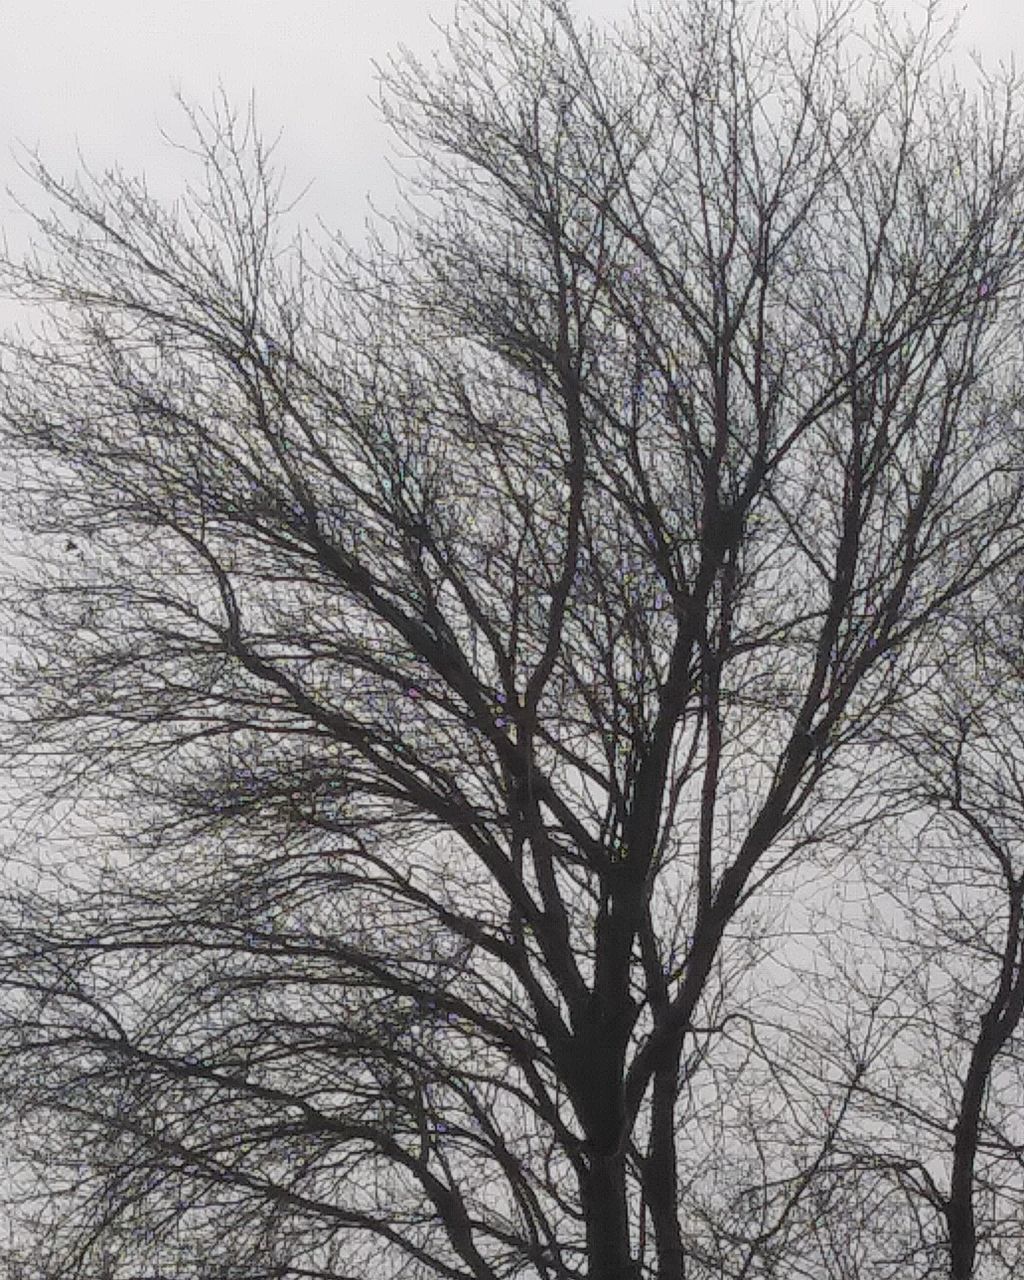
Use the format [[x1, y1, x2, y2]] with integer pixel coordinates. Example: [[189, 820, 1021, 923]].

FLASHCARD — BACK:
[[0, 0, 619, 269], [0, 0, 1019, 285]]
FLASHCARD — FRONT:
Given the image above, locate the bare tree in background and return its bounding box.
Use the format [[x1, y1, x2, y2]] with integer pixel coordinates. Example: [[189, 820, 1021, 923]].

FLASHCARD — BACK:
[[1, 0, 1024, 1276], [795, 571, 1024, 1280]]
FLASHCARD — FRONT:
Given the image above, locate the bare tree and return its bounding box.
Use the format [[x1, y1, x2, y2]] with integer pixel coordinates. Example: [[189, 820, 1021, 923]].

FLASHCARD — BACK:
[[0, 0, 1024, 1277], [783, 570, 1024, 1280]]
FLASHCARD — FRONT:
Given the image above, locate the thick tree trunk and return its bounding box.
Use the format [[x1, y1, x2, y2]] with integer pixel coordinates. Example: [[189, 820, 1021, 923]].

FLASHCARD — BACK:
[[570, 982, 638, 1279], [569, 868, 650, 1277], [645, 1054, 685, 1280], [580, 1147, 638, 1280]]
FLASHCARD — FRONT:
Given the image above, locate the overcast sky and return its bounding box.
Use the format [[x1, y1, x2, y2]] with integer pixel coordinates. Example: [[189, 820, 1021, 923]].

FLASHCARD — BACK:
[[0, 0, 627, 268], [0, 0, 1021, 281]]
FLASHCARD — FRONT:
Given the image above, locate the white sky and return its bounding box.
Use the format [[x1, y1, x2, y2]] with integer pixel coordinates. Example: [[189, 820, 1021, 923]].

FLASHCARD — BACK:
[[0, 0, 629, 267], [0, 0, 1020, 276]]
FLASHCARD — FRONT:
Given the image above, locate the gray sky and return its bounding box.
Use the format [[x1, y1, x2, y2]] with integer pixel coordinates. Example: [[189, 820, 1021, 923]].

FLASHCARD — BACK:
[[0, 0, 631, 266], [1, 0, 1020, 276]]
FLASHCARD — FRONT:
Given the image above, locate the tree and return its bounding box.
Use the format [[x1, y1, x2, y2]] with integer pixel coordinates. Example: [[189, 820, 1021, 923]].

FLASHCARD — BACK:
[[818, 568, 1024, 1280], [0, 0, 1024, 1276]]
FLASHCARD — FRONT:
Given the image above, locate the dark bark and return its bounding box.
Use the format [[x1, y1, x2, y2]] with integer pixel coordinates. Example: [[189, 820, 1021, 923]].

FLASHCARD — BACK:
[[644, 1053, 686, 1280], [946, 879, 1024, 1280], [579, 1148, 636, 1280]]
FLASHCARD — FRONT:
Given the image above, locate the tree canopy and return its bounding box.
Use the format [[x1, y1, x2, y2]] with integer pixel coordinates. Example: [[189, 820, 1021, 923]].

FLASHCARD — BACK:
[[1, 0, 1024, 1277]]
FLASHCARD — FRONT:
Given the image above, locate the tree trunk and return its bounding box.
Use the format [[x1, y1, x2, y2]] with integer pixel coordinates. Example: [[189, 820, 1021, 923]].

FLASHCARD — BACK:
[[580, 1147, 638, 1280], [646, 1055, 686, 1280]]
